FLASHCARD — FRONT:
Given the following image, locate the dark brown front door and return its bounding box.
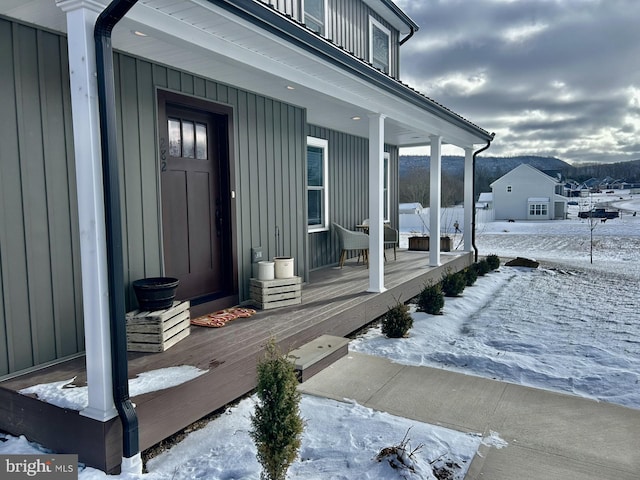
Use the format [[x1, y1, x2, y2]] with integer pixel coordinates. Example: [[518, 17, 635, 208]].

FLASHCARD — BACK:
[[159, 99, 233, 306]]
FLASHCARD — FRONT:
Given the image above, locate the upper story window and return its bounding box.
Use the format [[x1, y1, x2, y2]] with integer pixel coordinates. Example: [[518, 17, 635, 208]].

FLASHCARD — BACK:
[[304, 0, 326, 35], [369, 17, 391, 74], [506, 185, 512, 193], [307, 136, 329, 232]]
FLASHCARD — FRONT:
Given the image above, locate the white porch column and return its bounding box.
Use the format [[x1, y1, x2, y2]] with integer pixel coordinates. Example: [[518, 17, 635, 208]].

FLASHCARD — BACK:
[[464, 147, 474, 252], [367, 113, 386, 293], [58, 0, 117, 421], [429, 135, 442, 266]]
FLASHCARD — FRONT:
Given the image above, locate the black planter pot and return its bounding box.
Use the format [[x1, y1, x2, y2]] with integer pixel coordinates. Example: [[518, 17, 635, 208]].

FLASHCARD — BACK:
[[132, 277, 179, 311]]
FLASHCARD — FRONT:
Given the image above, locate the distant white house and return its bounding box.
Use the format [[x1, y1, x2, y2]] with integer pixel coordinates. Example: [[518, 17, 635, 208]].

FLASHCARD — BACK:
[[477, 192, 493, 209], [490, 164, 568, 220]]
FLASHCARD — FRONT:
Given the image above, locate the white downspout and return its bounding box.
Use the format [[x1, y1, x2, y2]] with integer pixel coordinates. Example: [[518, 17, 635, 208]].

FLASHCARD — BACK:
[[57, 0, 117, 422], [429, 135, 442, 266], [367, 113, 386, 293]]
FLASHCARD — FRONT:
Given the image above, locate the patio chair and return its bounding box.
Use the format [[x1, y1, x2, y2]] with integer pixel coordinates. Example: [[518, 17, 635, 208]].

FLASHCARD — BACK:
[[333, 223, 369, 268], [384, 225, 399, 261]]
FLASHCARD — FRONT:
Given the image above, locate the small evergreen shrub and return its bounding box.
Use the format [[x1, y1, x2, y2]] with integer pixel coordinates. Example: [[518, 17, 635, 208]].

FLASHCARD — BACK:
[[251, 339, 304, 480], [487, 254, 500, 270], [381, 300, 413, 338], [476, 259, 491, 276], [441, 270, 466, 297], [417, 282, 445, 315], [464, 264, 478, 286]]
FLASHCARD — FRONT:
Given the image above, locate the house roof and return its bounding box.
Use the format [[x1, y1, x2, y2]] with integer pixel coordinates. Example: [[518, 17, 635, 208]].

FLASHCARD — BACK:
[[490, 163, 560, 188], [1, 0, 492, 148], [399, 202, 423, 213]]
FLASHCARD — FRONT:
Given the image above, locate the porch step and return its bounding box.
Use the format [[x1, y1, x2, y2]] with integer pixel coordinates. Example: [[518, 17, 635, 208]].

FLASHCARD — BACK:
[[287, 335, 350, 382]]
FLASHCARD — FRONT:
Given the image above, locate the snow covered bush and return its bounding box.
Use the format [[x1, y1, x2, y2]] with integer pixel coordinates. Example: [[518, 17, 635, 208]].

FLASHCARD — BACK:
[[381, 299, 413, 338], [251, 338, 304, 480], [487, 254, 500, 270], [376, 429, 424, 477], [441, 270, 466, 297], [417, 281, 445, 315]]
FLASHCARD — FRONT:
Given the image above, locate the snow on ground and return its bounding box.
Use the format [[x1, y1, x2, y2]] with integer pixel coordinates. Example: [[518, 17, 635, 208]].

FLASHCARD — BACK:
[[367, 191, 640, 409], [144, 396, 481, 480], [1, 191, 638, 479], [352, 265, 640, 409]]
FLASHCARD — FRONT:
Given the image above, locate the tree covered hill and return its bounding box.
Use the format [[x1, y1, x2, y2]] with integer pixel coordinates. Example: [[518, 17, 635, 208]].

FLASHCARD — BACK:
[[400, 155, 571, 178]]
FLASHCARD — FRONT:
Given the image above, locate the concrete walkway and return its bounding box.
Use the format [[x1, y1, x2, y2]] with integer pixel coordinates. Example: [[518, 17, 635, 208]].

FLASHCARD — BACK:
[[298, 352, 640, 480]]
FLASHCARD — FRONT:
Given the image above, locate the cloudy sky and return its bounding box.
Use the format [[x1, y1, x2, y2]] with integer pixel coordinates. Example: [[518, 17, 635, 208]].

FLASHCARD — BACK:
[[395, 0, 640, 164]]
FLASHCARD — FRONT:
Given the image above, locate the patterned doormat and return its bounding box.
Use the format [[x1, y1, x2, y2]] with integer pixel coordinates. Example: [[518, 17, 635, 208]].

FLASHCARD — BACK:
[[190, 307, 257, 328]]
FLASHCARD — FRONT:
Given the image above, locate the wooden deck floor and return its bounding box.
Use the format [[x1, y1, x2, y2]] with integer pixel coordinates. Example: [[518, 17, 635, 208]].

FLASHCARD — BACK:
[[0, 249, 472, 473]]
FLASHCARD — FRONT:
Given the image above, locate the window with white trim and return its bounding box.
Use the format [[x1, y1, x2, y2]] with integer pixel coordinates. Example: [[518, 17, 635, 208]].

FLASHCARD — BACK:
[[506, 185, 512, 193], [529, 204, 548, 216], [304, 0, 326, 35], [383, 153, 390, 222], [307, 137, 329, 231], [369, 17, 391, 74]]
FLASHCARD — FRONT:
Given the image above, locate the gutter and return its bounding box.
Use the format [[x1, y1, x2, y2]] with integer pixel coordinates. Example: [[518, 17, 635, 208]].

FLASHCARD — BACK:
[[399, 25, 415, 46], [377, 0, 419, 38], [472, 134, 495, 262], [94, 0, 141, 472]]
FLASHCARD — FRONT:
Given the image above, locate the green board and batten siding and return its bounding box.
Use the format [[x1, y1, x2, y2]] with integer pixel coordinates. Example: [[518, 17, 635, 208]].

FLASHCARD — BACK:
[[113, 55, 307, 306], [0, 18, 307, 377], [0, 16, 396, 378], [258, 0, 400, 77], [0, 19, 83, 377], [306, 125, 399, 271]]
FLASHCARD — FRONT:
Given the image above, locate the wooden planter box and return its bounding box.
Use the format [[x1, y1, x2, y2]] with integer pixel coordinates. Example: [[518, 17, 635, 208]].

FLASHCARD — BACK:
[[408, 236, 430, 251], [408, 236, 451, 252], [126, 301, 190, 352], [250, 276, 302, 310]]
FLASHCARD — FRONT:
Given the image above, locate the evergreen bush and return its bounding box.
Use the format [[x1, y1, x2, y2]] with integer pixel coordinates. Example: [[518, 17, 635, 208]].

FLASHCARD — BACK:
[[441, 270, 466, 297], [476, 259, 491, 276], [417, 282, 445, 315], [250, 339, 304, 480], [464, 264, 478, 286], [381, 300, 413, 338], [487, 254, 500, 270]]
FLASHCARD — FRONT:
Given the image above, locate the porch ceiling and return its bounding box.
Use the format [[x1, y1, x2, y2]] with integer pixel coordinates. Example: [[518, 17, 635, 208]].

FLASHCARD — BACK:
[[3, 0, 488, 148]]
